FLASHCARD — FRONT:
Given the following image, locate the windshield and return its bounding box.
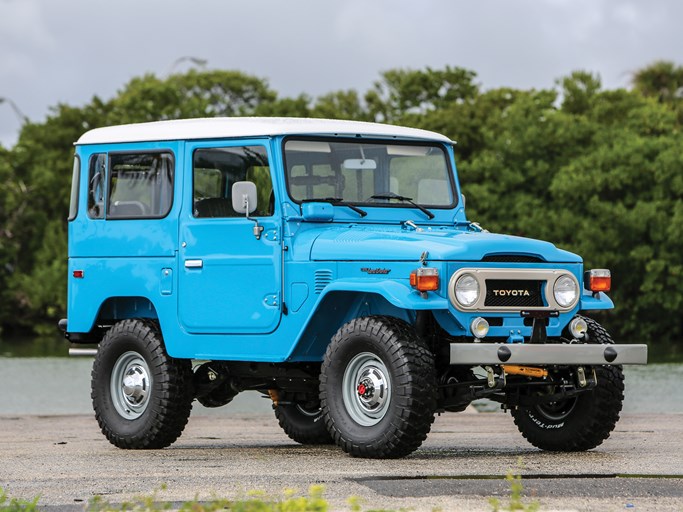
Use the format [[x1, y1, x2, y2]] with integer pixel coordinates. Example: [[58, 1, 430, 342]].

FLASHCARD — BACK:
[[283, 138, 456, 208]]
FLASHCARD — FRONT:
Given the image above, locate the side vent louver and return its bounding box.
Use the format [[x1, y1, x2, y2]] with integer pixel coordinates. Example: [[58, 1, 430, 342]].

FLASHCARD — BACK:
[[314, 269, 333, 294]]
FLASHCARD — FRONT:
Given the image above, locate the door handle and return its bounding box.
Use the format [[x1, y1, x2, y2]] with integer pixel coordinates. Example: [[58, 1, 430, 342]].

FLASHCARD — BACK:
[[184, 259, 203, 269]]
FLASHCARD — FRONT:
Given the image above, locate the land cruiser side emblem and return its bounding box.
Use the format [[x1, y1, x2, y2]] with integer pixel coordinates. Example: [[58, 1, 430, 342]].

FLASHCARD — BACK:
[[492, 289, 530, 296], [361, 268, 391, 275]]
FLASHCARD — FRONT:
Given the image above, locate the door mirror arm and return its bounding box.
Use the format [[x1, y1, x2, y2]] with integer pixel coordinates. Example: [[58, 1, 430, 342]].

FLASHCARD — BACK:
[[232, 181, 263, 240], [245, 196, 264, 240]]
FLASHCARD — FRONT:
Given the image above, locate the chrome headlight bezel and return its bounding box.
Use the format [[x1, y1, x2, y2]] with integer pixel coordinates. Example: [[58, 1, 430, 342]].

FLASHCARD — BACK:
[[453, 272, 480, 308], [553, 274, 579, 308]]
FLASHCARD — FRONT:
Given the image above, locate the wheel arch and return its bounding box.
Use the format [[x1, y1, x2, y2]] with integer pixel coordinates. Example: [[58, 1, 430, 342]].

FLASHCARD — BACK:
[[287, 290, 413, 361], [68, 296, 161, 343]]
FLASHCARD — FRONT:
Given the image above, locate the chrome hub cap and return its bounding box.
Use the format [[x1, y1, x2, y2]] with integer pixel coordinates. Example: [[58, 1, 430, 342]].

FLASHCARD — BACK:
[[111, 351, 152, 420], [342, 352, 391, 426]]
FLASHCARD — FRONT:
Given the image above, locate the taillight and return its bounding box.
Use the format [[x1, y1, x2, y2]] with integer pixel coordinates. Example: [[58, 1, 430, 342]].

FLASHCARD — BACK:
[[410, 267, 439, 292], [586, 269, 611, 292]]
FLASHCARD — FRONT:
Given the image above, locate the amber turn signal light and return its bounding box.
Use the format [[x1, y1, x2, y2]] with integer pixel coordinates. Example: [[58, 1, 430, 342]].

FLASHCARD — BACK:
[[586, 269, 611, 292], [410, 267, 439, 292]]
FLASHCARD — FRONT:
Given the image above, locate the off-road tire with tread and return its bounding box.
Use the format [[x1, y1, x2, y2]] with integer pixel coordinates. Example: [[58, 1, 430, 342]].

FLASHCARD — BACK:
[[320, 316, 437, 459], [91, 318, 193, 449], [511, 316, 625, 451], [274, 398, 333, 445]]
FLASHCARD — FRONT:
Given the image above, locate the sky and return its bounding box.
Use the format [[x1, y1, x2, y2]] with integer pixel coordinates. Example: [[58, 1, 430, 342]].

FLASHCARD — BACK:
[[1, 0, 682, 147]]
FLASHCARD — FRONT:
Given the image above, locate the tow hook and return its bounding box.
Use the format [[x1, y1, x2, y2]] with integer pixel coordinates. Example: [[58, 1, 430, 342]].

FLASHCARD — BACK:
[[484, 366, 505, 388], [576, 366, 597, 388], [577, 366, 587, 387], [268, 389, 280, 407]]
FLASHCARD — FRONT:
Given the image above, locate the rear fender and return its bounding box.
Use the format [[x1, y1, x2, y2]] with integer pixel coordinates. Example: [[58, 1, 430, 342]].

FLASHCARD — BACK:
[[67, 296, 159, 343]]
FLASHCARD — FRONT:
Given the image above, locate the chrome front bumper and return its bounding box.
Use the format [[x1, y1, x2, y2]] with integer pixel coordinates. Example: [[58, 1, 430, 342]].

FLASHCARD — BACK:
[[449, 343, 648, 366]]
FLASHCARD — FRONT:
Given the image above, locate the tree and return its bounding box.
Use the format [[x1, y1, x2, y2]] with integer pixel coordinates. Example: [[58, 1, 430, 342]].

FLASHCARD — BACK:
[[1, 64, 682, 348], [365, 66, 479, 123], [632, 60, 683, 103]]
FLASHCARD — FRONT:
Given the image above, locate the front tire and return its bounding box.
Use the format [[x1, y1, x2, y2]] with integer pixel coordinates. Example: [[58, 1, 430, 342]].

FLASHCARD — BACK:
[[511, 317, 625, 451], [91, 319, 193, 449], [320, 316, 437, 458]]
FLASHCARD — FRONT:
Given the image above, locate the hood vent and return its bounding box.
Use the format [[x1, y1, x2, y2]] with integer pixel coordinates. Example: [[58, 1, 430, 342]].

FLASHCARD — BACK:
[[315, 269, 333, 294], [482, 254, 544, 263]]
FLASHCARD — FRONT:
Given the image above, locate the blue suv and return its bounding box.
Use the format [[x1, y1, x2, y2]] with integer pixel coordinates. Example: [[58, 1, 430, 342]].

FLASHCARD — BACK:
[[62, 117, 647, 458]]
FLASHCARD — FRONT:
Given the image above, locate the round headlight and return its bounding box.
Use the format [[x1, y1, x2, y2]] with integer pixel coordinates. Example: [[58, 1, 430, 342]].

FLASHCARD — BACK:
[[455, 273, 480, 307], [553, 275, 578, 308]]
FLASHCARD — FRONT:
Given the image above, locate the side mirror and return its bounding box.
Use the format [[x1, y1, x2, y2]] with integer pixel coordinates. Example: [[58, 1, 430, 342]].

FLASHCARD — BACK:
[[232, 181, 257, 214]]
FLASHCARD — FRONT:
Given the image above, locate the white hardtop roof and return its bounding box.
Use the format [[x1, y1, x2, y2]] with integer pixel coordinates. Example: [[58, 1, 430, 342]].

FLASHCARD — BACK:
[[75, 117, 453, 145]]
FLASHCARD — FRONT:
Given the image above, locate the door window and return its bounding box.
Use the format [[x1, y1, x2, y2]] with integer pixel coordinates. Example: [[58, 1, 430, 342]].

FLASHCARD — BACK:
[[193, 146, 273, 218]]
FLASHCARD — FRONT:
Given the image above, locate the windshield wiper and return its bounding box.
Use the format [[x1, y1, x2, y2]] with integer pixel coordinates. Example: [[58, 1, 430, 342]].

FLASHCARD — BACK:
[[301, 197, 367, 217], [370, 193, 435, 220]]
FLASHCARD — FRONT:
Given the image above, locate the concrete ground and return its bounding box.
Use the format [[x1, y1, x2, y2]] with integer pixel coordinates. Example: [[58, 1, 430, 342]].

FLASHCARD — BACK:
[[1, 411, 682, 511]]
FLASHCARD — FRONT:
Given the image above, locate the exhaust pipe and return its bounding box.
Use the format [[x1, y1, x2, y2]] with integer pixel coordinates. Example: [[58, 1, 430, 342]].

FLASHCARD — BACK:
[[68, 347, 98, 357]]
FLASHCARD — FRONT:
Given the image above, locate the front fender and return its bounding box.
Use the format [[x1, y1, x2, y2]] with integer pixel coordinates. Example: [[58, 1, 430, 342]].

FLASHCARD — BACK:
[[580, 290, 614, 311], [321, 278, 449, 310]]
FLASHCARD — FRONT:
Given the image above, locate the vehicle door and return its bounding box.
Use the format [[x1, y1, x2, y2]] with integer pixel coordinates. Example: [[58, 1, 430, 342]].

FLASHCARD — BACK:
[[178, 141, 282, 334]]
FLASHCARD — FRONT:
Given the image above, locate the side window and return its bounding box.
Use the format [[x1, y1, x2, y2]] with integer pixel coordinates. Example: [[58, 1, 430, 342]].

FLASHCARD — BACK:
[[87, 153, 106, 219], [68, 155, 80, 221], [108, 152, 174, 219], [193, 145, 273, 218]]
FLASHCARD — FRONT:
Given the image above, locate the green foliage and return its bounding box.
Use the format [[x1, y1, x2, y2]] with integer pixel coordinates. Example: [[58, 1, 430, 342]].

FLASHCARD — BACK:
[[87, 485, 328, 511], [1, 62, 682, 346], [488, 460, 539, 512], [0, 488, 39, 512]]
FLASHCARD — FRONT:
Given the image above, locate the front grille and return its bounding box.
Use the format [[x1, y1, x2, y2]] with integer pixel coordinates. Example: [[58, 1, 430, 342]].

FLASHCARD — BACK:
[[484, 279, 544, 308]]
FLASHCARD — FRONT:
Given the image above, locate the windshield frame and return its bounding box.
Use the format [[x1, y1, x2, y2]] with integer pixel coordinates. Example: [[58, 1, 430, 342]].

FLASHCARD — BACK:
[[281, 135, 459, 211]]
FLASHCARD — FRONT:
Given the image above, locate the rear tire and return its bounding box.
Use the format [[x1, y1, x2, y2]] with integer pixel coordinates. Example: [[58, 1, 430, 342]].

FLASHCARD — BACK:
[[511, 317, 625, 451], [91, 319, 193, 449], [274, 397, 333, 445], [320, 316, 437, 458]]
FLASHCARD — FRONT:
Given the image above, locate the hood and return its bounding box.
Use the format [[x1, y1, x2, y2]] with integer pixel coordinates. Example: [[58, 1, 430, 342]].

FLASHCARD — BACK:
[[309, 225, 581, 263]]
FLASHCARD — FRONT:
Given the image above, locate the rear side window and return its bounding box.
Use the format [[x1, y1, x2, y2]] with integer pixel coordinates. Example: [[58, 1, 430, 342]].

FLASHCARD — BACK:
[[108, 152, 174, 219], [87, 153, 106, 219], [68, 156, 80, 221]]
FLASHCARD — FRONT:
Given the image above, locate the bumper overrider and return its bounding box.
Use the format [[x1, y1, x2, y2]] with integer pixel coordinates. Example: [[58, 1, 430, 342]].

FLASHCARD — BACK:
[[449, 342, 648, 366]]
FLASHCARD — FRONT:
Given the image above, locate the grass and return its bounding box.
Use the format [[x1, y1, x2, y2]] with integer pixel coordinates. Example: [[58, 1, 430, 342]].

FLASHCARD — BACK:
[[0, 489, 39, 512], [488, 459, 540, 512]]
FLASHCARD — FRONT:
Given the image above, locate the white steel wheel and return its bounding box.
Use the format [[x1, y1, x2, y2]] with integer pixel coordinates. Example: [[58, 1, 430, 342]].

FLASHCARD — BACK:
[[341, 352, 391, 426], [110, 351, 152, 420]]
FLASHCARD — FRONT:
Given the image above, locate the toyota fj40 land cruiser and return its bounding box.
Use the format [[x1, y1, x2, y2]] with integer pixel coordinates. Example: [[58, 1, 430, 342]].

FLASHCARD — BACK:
[[62, 117, 647, 458]]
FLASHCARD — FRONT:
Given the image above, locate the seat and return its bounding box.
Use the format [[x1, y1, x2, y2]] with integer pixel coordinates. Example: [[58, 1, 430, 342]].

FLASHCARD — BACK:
[[193, 198, 236, 218], [109, 200, 147, 217]]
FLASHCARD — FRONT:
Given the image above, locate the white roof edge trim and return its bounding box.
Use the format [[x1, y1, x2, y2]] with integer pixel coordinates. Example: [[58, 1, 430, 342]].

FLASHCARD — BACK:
[[75, 117, 453, 145]]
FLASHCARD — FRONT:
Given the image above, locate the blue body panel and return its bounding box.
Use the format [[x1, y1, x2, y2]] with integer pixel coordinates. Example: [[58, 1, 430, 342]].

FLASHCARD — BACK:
[[68, 134, 614, 362]]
